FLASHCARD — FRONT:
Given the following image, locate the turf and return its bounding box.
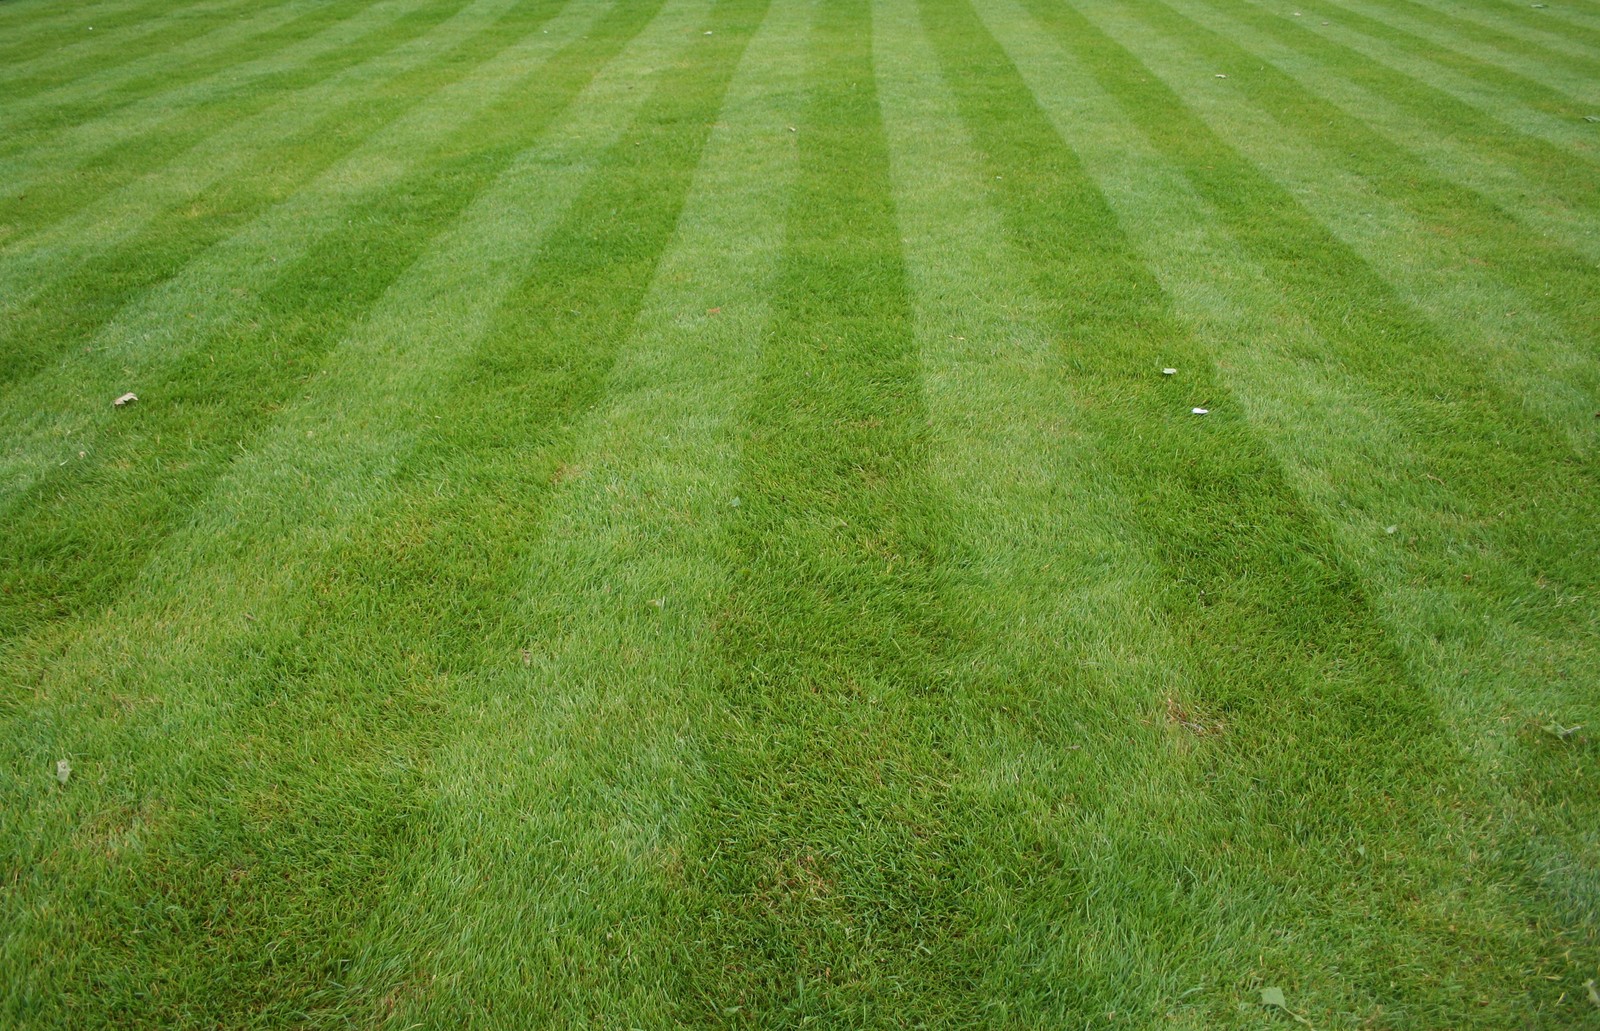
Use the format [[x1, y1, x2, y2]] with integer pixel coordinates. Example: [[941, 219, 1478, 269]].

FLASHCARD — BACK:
[[1, 0, 1597, 1026]]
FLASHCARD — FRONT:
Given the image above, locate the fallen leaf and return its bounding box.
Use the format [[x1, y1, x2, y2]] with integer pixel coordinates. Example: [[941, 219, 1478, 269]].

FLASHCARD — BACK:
[[1260, 987, 1315, 1027], [113, 392, 137, 407], [56, 759, 71, 785], [1585, 979, 1599, 1008], [707, 307, 722, 315], [1542, 721, 1583, 740], [1586, 115, 1600, 123], [521, 648, 532, 667]]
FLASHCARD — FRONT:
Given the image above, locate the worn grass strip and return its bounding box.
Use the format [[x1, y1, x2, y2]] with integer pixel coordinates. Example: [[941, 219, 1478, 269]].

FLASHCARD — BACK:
[[671, 1, 994, 1024], [0, 0, 548, 388], [0, 4, 695, 1024], [0, 0, 654, 661], [0, 0, 474, 249], [0, 0, 608, 508], [924, 0, 1560, 1023]]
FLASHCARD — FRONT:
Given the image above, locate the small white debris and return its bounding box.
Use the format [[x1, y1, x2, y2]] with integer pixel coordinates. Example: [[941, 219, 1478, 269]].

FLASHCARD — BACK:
[[787, 126, 797, 132], [1385, 525, 1398, 534], [1215, 73, 1227, 78], [729, 496, 741, 508], [704, 29, 713, 34], [649, 597, 665, 608], [113, 392, 137, 407], [1191, 407, 1209, 415], [1163, 368, 1177, 375], [56, 759, 71, 785]]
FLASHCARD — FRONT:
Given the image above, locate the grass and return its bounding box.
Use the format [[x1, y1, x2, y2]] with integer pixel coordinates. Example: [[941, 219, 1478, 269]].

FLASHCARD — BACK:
[[0, 0, 1596, 1025]]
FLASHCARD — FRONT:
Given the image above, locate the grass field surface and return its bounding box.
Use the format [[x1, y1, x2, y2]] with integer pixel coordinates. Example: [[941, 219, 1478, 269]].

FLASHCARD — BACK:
[[1, 0, 1597, 1025]]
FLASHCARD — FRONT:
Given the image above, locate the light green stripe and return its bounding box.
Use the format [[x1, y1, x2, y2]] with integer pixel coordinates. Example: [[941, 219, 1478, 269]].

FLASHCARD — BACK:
[[347, 3, 798, 1019], [1075, 0, 1600, 453], [0, 0, 267, 82], [1231, 0, 1600, 161], [1164, 0, 1600, 265], [0, 0, 608, 506], [878, 0, 1223, 1017], [1328, 0, 1600, 90], [0, 2, 703, 1015], [0, 0, 337, 121], [0, 0, 433, 239]]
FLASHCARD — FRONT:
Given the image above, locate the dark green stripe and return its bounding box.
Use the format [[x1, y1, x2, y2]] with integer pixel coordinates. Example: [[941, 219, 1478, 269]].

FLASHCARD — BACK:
[[921, 0, 1547, 1019], [0, 0, 366, 116], [676, 0, 990, 1023], [1225, 0, 1600, 130], [1186, 0, 1600, 250], [0, 0, 470, 240], [0, 0, 651, 664], [0, 0, 543, 386], [1362, 0, 1600, 76], [0, 0, 264, 71], [10, 2, 773, 1023], [1030, 0, 1600, 598]]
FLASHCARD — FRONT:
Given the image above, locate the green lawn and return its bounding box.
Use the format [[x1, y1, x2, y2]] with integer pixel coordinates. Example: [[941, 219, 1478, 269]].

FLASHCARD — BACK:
[[2, 0, 1597, 1024]]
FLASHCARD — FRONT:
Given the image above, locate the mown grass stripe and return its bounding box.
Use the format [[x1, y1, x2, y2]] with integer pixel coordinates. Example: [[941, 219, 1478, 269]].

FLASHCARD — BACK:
[[0, 0, 608, 508], [977, 0, 1597, 1017], [1160, 0, 1600, 270], [0, 2, 697, 1021], [672, 1, 994, 1023], [924, 0, 1557, 1022], [1191, 0, 1600, 226], [1342, 0, 1600, 79], [1037, 0, 1600, 575], [0, 0, 359, 120], [1238, 0, 1600, 160], [0, 0, 660, 659], [1277, 0, 1600, 104], [0, 0, 211, 66], [0, 0, 474, 247], [0, 0, 266, 80], [1122, 0, 1600, 424], [338, 5, 794, 1021], [1380, 0, 1600, 68], [877, 0, 1250, 1021], [0, 0, 436, 236], [0, 0, 546, 388]]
